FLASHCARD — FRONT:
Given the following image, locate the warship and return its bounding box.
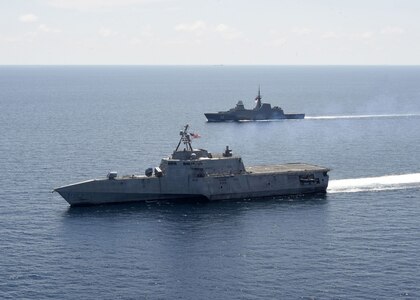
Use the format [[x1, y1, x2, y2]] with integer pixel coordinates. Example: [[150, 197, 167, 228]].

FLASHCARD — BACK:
[[204, 88, 304, 122], [54, 125, 329, 206]]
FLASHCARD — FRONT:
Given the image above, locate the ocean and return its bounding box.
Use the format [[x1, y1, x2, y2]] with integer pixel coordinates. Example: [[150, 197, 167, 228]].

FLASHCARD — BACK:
[[1, 66, 419, 299]]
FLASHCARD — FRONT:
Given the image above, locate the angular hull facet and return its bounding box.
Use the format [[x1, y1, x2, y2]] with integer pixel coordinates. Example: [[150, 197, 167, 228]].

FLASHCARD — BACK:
[[55, 164, 329, 206]]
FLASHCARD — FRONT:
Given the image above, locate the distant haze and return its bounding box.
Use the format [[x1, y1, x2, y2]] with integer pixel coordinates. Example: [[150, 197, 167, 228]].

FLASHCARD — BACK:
[[2, 0, 420, 65]]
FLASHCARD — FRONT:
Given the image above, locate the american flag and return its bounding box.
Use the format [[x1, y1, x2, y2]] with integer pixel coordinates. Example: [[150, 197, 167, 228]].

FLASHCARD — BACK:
[[190, 133, 201, 139]]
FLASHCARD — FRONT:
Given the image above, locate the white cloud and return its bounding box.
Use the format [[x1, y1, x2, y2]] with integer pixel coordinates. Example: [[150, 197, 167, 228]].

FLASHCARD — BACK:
[[344, 31, 375, 41], [359, 31, 374, 39], [321, 30, 379, 41], [0, 34, 22, 43], [215, 24, 228, 32], [98, 28, 118, 37], [139, 25, 153, 37], [129, 26, 154, 45], [215, 23, 243, 40], [266, 29, 287, 47], [174, 21, 243, 40], [266, 38, 287, 47], [292, 27, 312, 35], [175, 21, 207, 35], [0, 32, 38, 43], [380, 27, 405, 35], [48, 0, 164, 10], [19, 14, 38, 23], [38, 24, 61, 33], [129, 37, 142, 45], [321, 31, 340, 39]]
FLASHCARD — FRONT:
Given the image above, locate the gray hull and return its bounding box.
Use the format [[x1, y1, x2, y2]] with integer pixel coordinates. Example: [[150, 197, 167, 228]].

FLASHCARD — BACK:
[[55, 164, 328, 206], [205, 112, 305, 122]]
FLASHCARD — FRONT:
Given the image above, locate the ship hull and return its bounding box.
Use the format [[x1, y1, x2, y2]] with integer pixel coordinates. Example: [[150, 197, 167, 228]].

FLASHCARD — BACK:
[[55, 164, 329, 206], [205, 112, 305, 122]]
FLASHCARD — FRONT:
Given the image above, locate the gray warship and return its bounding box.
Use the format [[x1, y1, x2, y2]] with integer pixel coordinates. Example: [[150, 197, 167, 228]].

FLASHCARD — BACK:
[[205, 88, 304, 122], [54, 125, 329, 206]]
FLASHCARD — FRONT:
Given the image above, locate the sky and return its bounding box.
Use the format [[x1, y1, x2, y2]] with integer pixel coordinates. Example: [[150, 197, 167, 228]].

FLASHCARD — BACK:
[[1, 0, 420, 65]]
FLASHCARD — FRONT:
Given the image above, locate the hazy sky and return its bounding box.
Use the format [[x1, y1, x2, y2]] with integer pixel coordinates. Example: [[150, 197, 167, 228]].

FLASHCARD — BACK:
[[1, 0, 420, 65]]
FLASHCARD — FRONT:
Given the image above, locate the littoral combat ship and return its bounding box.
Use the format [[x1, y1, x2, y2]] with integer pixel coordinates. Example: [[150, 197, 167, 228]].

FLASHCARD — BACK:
[[54, 125, 329, 206], [205, 88, 304, 122]]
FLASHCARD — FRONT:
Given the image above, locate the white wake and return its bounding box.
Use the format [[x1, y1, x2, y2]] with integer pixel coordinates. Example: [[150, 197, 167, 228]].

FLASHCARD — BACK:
[[306, 113, 420, 120], [328, 173, 420, 193]]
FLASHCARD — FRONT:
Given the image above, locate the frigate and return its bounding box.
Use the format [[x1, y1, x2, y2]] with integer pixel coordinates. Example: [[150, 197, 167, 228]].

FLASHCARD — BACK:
[[54, 125, 329, 206], [204, 88, 304, 122]]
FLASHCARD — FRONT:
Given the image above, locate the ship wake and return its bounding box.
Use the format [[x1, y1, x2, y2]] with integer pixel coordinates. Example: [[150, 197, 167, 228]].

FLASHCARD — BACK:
[[306, 113, 420, 120], [328, 173, 420, 193]]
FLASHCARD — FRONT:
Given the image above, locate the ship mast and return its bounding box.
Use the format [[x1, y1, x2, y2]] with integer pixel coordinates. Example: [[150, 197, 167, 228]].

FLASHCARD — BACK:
[[175, 124, 193, 152], [254, 86, 262, 109]]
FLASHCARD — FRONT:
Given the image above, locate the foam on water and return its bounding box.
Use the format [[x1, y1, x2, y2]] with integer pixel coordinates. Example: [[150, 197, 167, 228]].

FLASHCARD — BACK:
[[306, 113, 420, 120], [328, 173, 420, 193]]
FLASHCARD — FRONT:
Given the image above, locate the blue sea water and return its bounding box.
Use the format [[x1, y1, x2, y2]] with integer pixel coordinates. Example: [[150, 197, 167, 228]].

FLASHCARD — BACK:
[[1, 66, 420, 299]]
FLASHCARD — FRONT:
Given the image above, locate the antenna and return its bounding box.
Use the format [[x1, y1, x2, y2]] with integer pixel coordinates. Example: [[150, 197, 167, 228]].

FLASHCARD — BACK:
[[175, 124, 193, 152], [255, 85, 262, 109]]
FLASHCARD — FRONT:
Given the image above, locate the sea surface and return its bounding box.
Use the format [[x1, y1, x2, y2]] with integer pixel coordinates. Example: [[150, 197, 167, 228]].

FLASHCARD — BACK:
[[1, 66, 420, 299]]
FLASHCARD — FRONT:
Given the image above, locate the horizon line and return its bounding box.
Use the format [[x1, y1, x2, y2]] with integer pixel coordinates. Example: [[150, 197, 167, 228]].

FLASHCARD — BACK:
[[1, 64, 420, 67]]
